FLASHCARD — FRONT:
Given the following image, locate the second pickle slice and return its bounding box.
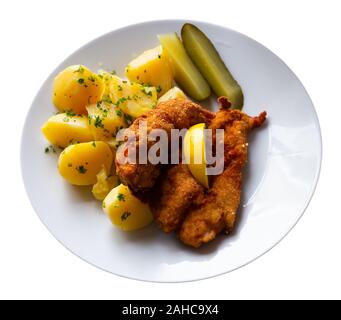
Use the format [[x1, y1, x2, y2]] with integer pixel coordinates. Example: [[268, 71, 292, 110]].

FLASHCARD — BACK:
[[181, 23, 244, 109]]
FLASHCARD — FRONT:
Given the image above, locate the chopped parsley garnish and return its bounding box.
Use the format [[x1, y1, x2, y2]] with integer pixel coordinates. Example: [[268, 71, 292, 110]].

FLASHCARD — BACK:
[[115, 109, 123, 117], [141, 88, 153, 96], [115, 97, 127, 107], [65, 110, 76, 117], [94, 116, 104, 128], [122, 80, 128, 84], [74, 65, 85, 74], [118, 85, 123, 91], [158, 54, 161, 59], [102, 95, 113, 104], [63, 117, 70, 122], [121, 211, 131, 221], [124, 114, 133, 125], [76, 165, 87, 174], [156, 85, 162, 93], [44, 145, 56, 154], [117, 193, 125, 201], [111, 70, 116, 75], [88, 75, 96, 82], [77, 78, 85, 85], [92, 141, 96, 148], [102, 202, 106, 208]]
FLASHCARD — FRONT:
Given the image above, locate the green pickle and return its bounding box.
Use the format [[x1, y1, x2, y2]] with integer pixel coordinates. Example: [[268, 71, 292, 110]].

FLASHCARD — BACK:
[[181, 23, 244, 109], [158, 33, 211, 101]]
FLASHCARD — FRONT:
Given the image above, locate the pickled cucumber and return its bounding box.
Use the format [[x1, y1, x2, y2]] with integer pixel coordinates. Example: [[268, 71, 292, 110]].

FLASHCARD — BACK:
[[158, 33, 211, 101], [181, 24, 244, 109]]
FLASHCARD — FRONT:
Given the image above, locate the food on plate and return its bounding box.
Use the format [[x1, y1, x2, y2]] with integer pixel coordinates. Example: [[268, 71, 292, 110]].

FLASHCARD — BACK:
[[53, 65, 105, 114], [41, 112, 93, 148], [86, 101, 127, 142], [158, 87, 187, 102], [179, 108, 266, 247], [58, 141, 113, 186], [92, 167, 119, 200], [103, 184, 153, 231], [152, 105, 267, 247], [181, 24, 244, 109], [100, 71, 158, 118], [183, 123, 209, 188], [150, 164, 205, 233], [125, 45, 173, 96], [158, 33, 211, 101], [41, 23, 268, 248], [115, 99, 214, 193]]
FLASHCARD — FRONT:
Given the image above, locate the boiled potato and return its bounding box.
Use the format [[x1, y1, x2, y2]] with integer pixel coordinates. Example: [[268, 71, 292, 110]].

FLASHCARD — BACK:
[[99, 71, 157, 118], [92, 167, 119, 200], [53, 65, 104, 114], [58, 141, 113, 186], [87, 101, 127, 141], [41, 113, 93, 148], [120, 83, 157, 118], [125, 46, 173, 96], [183, 123, 209, 188], [103, 184, 153, 231], [99, 71, 122, 98], [158, 87, 187, 102]]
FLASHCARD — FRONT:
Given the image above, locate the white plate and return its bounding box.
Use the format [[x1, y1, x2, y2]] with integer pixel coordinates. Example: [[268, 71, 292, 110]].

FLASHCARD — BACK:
[[21, 20, 322, 282]]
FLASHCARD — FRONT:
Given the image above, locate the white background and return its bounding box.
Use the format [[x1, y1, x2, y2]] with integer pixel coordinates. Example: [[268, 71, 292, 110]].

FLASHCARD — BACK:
[[0, 0, 340, 300]]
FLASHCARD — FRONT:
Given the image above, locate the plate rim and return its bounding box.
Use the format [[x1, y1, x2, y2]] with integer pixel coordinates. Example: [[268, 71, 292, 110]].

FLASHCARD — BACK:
[[20, 19, 323, 283]]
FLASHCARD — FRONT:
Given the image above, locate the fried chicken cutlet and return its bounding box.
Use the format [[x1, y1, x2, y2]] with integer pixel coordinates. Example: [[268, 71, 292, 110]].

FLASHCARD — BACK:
[[150, 164, 205, 233], [115, 99, 214, 193], [152, 105, 267, 247]]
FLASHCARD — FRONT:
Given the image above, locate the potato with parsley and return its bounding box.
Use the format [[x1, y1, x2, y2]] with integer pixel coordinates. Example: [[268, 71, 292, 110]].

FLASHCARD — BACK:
[[41, 112, 93, 148], [53, 65, 104, 114], [99, 72, 158, 118], [58, 141, 113, 186], [158, 87, 187, 102], [92, 167, 119, 200], [119, 82, 157, 118], [103, 184, 153, 231], [86, 101, 127, 142], [125, 46, 173, 96]]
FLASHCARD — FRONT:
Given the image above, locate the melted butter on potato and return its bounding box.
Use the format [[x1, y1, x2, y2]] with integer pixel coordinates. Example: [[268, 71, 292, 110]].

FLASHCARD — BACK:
[[125, 45, 173, 96], [53, 65, 104, 114], [41, 113, 93, 148], [103, 184, 153, 231], [58, 141, 113, 186]]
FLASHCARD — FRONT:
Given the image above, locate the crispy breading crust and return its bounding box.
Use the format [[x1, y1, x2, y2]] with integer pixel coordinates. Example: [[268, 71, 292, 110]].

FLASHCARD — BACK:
[[150, 164, 205, 233], [179, 109, 267, 247], [115, 99, 214, 193]]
